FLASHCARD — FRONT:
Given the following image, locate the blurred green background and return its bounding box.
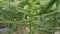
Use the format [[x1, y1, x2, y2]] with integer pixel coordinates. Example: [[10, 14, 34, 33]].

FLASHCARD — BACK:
[[0, 0, 60, 34]]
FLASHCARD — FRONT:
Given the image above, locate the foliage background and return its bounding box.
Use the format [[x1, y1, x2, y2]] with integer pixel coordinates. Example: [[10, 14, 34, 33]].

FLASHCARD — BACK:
[[0, 0, 60, 34]]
